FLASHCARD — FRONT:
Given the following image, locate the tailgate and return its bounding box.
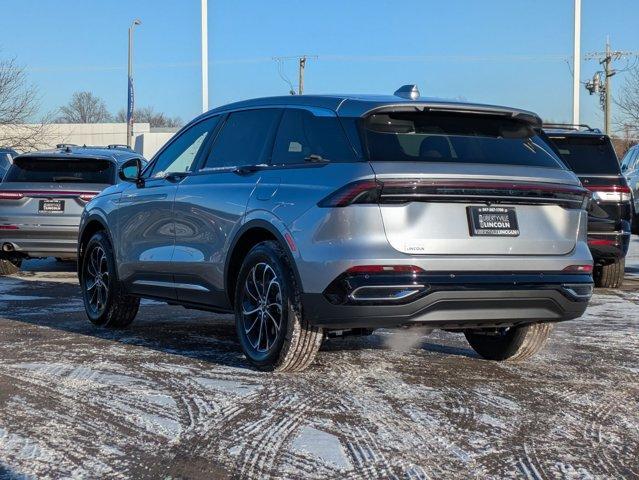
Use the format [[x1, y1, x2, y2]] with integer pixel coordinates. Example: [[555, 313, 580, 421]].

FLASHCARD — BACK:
[[370, 162, 587, 256], [0, 182, 105, 227]]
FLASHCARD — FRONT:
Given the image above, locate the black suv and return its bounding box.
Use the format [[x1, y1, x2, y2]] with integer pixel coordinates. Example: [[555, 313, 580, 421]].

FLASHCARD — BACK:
[[545, 124, 631, 288]]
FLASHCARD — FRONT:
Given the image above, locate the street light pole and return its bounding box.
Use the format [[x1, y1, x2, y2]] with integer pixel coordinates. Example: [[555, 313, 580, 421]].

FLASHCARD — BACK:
[[127, 19, 141, 148], [572, 0, 581, 125], [201, 0, 209, 112]]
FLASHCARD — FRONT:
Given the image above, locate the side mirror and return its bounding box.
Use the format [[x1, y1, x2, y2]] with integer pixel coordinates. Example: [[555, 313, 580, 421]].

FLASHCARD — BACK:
[[119, 158, 143, 185]]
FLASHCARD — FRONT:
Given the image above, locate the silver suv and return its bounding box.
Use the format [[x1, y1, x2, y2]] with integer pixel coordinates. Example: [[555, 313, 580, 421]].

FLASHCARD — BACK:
[[0, 145, 145, 274], [78, 87, 594, 372]]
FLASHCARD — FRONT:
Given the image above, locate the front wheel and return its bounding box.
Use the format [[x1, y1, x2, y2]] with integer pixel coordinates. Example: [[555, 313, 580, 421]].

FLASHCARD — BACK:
[[234, 241, 323, 372], [464, 323, 553, 361], [81, 232, 139, 328], [594, 258, 625, 288]]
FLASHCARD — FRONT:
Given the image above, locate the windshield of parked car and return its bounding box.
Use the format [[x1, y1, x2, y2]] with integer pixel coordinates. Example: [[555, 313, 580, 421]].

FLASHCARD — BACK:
[[362, 111, 565, 168], [547, 135, 620, 175], [4, 157, 115, 183]]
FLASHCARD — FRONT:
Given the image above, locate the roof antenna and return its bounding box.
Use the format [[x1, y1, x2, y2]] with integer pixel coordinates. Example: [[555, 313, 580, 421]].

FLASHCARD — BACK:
[[394, 84, 420, 100]]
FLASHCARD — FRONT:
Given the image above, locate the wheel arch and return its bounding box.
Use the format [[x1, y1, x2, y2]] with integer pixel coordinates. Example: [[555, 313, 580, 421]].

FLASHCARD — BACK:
[[224, 220, 302, 305]]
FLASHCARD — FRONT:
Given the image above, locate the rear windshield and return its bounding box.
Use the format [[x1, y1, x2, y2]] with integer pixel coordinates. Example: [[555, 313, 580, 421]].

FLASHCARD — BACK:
[[4, 157, 115, 183], [362, 111, 564, 169], [547, 135, 620, 175]]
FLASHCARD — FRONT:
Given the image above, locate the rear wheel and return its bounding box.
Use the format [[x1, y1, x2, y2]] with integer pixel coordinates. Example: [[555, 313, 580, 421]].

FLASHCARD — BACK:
[[0, 259, 21, 275], [594, 258, 625, 288], [234, 241, 323, 372], [464, 323, 553, 361], [81, 232, 139, 328]]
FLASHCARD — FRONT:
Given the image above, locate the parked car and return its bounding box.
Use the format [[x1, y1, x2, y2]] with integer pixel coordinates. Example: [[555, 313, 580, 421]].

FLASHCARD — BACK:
[[0, 145, 146, 275], [619, 143, 639, 233], [0, 148, 18, 181], [544, 124, 631, 288], [79, 87, 593, 372]]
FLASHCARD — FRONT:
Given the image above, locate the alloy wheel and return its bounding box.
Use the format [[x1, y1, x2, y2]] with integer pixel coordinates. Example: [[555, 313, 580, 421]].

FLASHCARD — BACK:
[[84, 245, 110, 316], [240, 262, 283, 353]]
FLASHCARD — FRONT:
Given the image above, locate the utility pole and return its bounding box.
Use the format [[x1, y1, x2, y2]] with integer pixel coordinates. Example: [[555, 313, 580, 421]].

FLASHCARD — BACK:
[[201, 0, 209, 112], [298, 56, 306, 95], [585, 38, 637, 135], [572, 0, 581, 125], [272, 55, 317, 95]]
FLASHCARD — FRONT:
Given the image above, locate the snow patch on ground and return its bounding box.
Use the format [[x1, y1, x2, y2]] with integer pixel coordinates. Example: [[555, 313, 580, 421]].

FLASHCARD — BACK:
[[291, 426, 352, 470]]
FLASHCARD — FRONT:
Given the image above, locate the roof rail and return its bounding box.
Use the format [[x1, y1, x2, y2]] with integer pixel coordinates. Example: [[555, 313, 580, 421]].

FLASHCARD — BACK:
[[56, 143, 78, 149], [542, 123, 602, 133], [107, 144, 132, 150]]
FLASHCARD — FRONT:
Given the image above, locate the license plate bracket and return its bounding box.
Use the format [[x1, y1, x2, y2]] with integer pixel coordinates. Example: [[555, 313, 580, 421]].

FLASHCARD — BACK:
[[468, 206, 519, 237], [39, 199, 65, 214]]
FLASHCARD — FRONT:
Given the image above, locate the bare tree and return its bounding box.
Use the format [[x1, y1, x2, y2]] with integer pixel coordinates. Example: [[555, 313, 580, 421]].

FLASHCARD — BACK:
[[614, 67, 639, 138], [115, 106, 182, 128], [0, 57, 49, 151], [57, 91, 112, 123]]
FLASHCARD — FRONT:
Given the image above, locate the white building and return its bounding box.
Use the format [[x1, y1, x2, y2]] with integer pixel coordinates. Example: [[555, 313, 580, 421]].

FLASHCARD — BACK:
[[0, 123, 178, 159]]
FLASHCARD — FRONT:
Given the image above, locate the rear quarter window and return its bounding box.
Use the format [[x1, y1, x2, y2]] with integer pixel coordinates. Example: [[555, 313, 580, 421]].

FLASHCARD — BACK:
[[4, 157, 115, 183], [271, 109, 356, 164]]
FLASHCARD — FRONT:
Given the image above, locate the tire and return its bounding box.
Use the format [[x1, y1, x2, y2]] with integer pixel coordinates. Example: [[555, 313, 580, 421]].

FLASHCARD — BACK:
[[464, 323, 553, 362], [80, 231, 139, 328], [234, 240, 323, 372], [594, 258, 625, 288], [0, 259, 21, 275]]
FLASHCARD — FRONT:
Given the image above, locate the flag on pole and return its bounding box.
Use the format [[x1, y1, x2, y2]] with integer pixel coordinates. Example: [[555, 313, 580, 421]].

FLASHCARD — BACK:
[[127, 76, 134, 134]]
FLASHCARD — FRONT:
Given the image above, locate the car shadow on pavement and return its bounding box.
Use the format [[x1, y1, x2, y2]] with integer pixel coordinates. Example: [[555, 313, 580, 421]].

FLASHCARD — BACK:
[[4, 305, 255, 371], [419, 342, 478, 358]]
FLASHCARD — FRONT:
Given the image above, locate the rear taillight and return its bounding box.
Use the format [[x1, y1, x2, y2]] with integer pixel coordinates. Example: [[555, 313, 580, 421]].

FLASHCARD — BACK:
[[317, 180, 380, 207], [318, 179, 589, 208], [0, 225, 18, 230], [0, 192, 24, 200], [587, 238, 616, 246], [79, 193, 97, 202], [346, 265, 425, 275], [586, 184, 631, 203], [562, 264, 593, 273]]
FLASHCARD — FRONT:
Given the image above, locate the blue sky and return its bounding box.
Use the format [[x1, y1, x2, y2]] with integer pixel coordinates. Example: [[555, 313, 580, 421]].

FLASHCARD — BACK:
[[2, 0, 637, 128]]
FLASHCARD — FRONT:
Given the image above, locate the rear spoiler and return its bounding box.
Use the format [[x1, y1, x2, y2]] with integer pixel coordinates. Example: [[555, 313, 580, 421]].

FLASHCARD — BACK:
[[360, 103, 542, 128]]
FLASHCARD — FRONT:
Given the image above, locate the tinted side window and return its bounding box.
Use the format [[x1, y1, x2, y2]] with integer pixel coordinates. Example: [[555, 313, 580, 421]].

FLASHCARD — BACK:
[[621, 148, 634, 171], [271, 109, 357, 164], [148, 116, 219, 178], [203, 109, 280, 169], [630, 148, 639, 170]]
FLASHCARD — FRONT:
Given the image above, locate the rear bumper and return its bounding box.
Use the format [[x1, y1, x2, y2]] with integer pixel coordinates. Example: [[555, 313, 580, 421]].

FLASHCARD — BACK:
[[587, 230, 631, 264], [302, 272, 592, 329], [0, 226, 78, 258]]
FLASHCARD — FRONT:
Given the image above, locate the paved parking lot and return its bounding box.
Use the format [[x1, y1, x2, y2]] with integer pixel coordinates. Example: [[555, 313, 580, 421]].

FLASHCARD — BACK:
[[1, 242, 638, 479]]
